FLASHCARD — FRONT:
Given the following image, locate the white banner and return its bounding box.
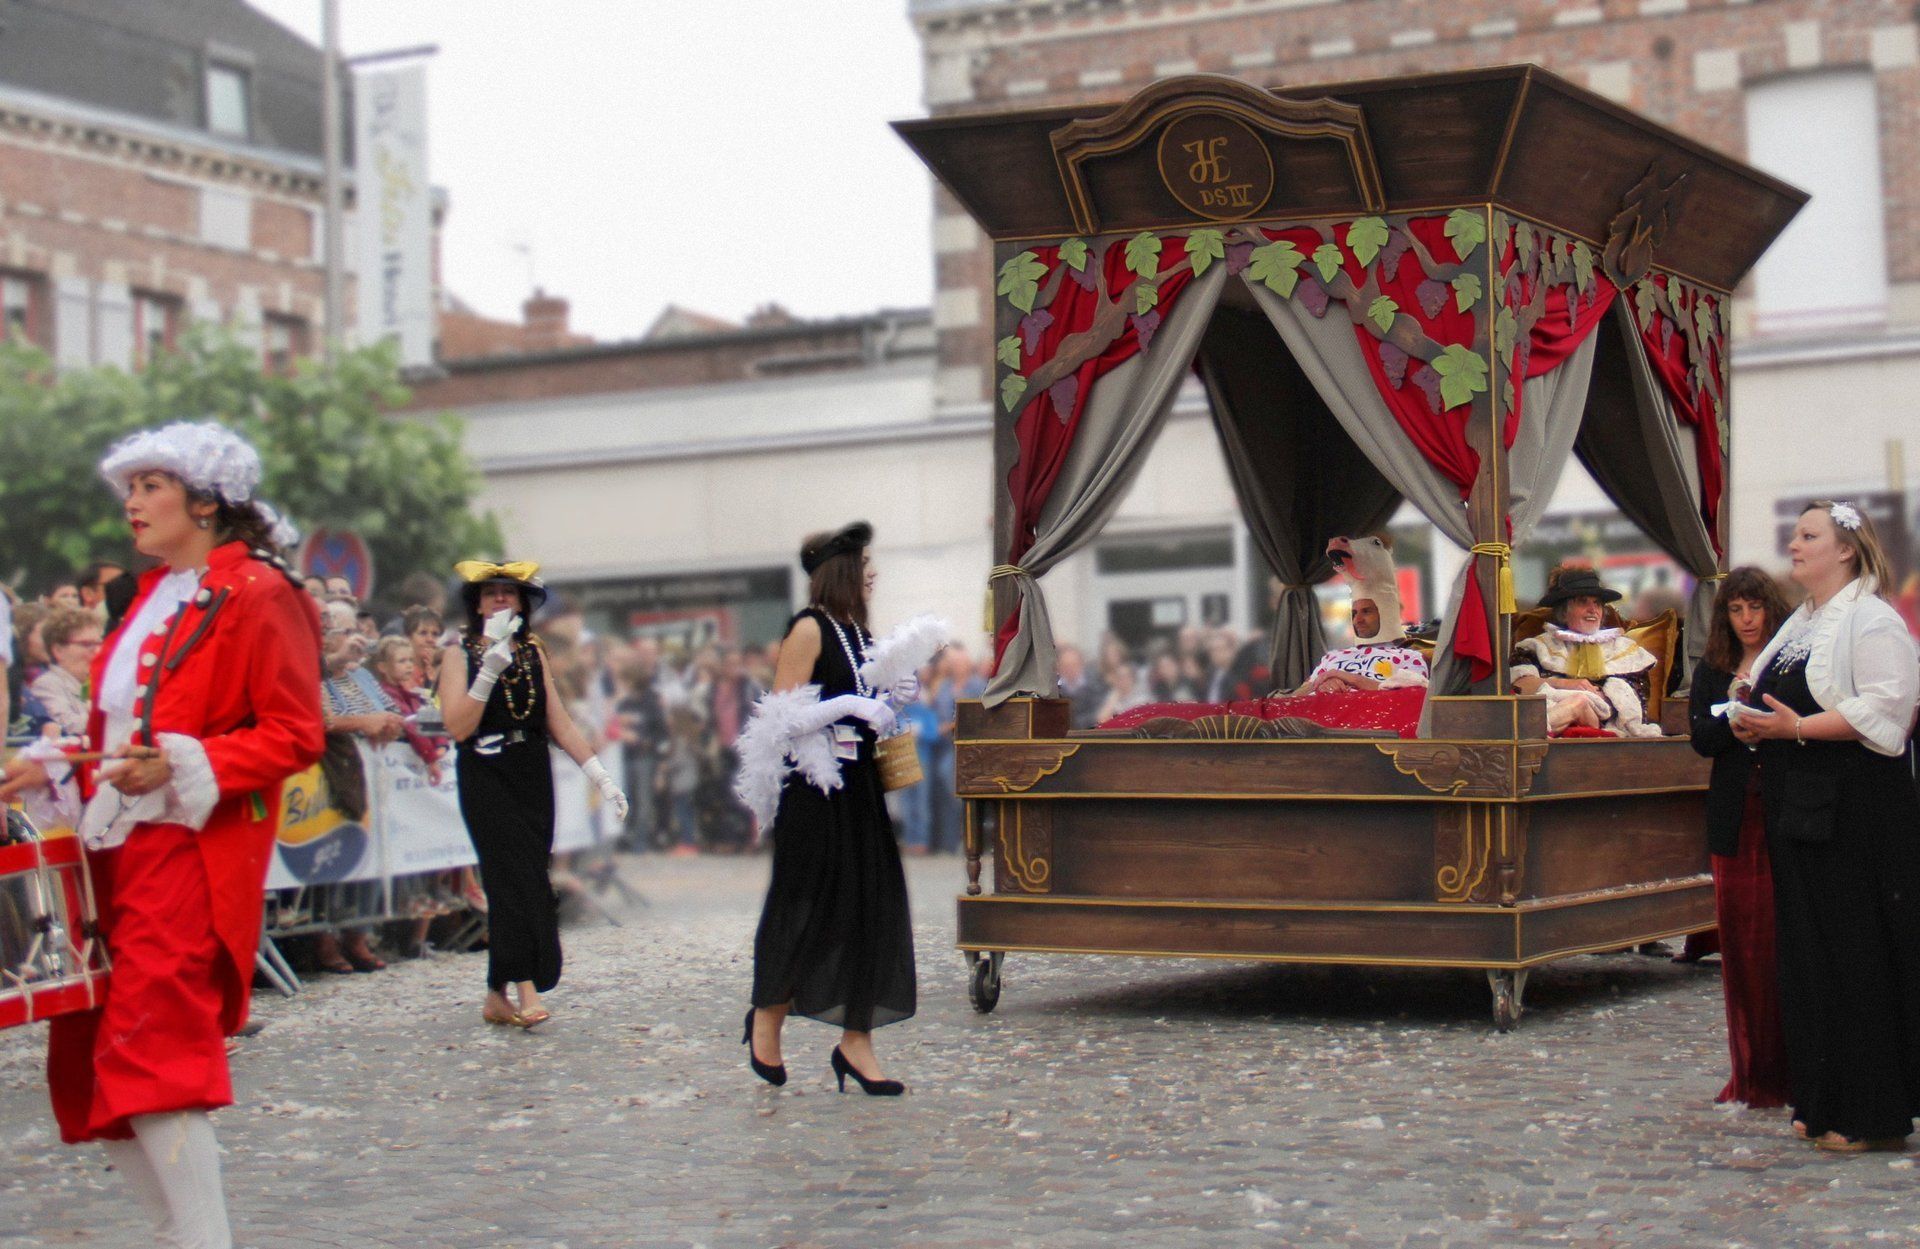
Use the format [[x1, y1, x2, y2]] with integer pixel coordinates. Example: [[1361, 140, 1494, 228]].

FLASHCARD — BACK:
[[371, 740, 475, 876], [352, 63, 433, 367], [266, 740, 613, 891], [551, 743, 623, 855]]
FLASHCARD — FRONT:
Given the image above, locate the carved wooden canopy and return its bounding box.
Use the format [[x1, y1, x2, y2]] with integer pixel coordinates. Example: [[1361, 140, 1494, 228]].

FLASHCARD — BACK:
[[1048, 74, 1384, 235], [893, 64, 1807, 292]]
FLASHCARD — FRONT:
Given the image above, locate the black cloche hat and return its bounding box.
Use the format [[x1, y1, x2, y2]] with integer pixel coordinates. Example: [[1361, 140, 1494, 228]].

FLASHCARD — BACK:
[[800, 522, 873, 575]]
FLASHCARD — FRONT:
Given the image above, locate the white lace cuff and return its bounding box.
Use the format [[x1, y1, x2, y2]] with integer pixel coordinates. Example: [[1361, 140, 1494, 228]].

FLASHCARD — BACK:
[[156, 733, 219, 830]]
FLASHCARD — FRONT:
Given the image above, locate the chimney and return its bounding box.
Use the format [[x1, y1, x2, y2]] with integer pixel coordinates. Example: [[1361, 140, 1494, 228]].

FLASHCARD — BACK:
[[523, 288, 570, 349]]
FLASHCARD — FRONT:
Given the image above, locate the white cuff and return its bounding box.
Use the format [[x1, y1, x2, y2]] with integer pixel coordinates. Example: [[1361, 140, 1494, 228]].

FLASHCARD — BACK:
[[467, 669, 500, 702], [156, 733, 219, 831], [1836, 695, 1907, 757], [582, 757, 611, 786]]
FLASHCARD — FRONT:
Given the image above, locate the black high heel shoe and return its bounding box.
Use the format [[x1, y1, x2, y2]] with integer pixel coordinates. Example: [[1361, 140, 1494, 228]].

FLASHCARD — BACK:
[[743, 1009, 786, 1086], [831, 1046, 904, 1096]]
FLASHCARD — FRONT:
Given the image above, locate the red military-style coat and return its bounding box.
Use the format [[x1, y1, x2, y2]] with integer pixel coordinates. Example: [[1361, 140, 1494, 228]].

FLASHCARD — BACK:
[[80, 540, 325, 1033]]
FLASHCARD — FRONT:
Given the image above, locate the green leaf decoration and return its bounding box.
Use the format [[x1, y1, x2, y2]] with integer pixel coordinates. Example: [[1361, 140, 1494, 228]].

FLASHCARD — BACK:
[[996, 250, 1047, 314], [999, 372, 1029, 413], [996, 336, 1022, 369], [1570, 241, 1595, 293], [1247, 240, 1303, 298], [1514, 223, 1536, 266], [1186, 228, 1225, 278], [1431, 344, 1489, 410], [1451, 273, 1483, 313], [1124, 231, 1163, 280], [1633, 279, 1660, 330], [1445, 209, 1487, 257], [1367, 295, 1399, 334], [1311, 242, 1345, 284], [1346, 217, 1390, 267], [1493, 306, 1517, 357], [1136, 282, 1159, 315], [1059, 237, 1089, 273], [1694, 298, 1716, 346]]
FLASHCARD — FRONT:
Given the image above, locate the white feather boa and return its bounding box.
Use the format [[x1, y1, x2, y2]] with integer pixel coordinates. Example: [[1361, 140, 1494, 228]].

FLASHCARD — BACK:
[[731, 684, 847, 829], [858, 614, 951, 694]]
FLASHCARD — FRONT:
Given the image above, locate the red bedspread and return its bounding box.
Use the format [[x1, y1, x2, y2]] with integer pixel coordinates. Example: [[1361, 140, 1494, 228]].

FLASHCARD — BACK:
[[1100, 688, 1427, 739]]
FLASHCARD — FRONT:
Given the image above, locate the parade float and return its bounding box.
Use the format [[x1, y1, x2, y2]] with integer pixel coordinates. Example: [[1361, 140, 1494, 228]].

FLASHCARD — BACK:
[[894, 65, 1805, 1028]]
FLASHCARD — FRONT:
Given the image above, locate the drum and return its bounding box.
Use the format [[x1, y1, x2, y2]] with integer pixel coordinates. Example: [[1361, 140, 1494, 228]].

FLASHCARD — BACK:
[[0, 808, 109, 1029]]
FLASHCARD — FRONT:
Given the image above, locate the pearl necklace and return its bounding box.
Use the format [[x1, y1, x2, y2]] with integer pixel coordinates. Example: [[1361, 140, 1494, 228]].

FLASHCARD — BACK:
[[824, 613, 872, 697]]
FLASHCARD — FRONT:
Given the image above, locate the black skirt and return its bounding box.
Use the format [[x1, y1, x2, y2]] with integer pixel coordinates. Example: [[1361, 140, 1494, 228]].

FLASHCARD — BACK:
[[1756, 658, 1920, 1140], [751, 752, 916, 1031], [458, 739, 561, 993]]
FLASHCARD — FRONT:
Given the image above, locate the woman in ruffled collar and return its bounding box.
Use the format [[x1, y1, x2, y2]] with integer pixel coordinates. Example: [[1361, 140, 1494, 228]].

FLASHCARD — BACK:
[[1509, 565, 1663, 737]]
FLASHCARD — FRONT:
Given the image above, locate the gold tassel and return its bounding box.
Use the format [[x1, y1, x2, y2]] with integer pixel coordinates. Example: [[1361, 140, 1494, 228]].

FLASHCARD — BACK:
[[1470, 542, 1516, 614]]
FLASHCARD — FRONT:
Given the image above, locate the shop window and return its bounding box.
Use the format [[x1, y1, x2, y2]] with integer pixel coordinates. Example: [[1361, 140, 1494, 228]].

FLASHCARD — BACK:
[[1745, 71, 1888, 333], [132, 292, 179, 366], [206, 62, 251, 140]]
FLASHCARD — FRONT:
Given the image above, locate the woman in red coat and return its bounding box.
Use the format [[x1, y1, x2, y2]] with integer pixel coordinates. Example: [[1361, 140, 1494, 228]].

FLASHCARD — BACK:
[[1, 421, 323, 1249]]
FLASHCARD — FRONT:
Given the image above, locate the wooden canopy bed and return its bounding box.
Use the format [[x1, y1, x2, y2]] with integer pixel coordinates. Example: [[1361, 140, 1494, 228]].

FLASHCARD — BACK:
[[894, 65, 1805, 1028]]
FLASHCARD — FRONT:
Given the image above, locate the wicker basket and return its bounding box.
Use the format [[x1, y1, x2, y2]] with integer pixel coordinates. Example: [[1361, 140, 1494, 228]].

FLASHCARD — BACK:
[[875, 731, 923, 791]]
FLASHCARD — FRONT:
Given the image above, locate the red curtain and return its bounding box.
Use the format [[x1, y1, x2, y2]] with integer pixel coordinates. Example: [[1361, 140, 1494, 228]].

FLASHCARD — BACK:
[[993, 237, 1200, 666], [1635, 277, 1726, 557]]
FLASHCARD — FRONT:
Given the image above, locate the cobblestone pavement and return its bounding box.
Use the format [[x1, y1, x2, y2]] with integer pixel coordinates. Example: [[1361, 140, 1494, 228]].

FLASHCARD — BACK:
[[5, 854, 1918, 1248]]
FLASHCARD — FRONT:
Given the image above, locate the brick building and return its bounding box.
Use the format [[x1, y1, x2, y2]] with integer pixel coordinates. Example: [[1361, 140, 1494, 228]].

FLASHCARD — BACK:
[[0, 0, 413, 372], [909, 0, 1920, 649]]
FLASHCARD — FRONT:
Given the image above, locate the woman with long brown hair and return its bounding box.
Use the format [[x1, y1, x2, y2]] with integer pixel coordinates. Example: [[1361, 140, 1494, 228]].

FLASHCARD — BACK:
[[1688, 566, 1793, 1107], [1731, 502, 1920, 1151], [738, 522, 921, 1094]]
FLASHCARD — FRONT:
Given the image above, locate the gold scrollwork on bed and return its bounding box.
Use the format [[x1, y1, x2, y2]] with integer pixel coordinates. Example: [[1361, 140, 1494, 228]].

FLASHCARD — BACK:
[[957, 743, 1081, 794], [1376, 742, 1548, 798]]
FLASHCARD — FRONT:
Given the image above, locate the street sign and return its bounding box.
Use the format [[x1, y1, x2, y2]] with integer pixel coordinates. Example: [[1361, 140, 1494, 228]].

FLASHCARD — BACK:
[[299, 529, 375, 600]]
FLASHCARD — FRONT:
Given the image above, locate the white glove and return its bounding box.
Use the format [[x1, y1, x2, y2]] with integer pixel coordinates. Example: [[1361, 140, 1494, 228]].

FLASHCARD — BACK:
[[581, 757, 629, 822], [848, 696, 896, 738], [468, 610, 523, 701], [884, 674, 920, 710], [790, 693, 895, 738]]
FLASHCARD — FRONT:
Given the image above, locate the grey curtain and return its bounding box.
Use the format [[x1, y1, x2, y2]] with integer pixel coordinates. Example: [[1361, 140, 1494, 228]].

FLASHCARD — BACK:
[[1240, 282, 1480, 697], [985, 263, 1231, 706], [1574, 302, 1720, 681], [1242, 279, 1604, 711], [1195, 300, 1401, 689]]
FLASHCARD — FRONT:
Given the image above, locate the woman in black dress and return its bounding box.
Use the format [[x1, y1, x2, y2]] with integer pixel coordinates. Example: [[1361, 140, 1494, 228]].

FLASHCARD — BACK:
[[1687, 566, 1792, 1107], [1732, 502, 1920, 1151], [744, 523, 917, 1094], [438, 561, 628, 1029]]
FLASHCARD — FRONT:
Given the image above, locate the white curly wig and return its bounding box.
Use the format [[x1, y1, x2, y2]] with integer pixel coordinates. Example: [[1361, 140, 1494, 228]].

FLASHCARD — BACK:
[[99, 420, 262, 504]]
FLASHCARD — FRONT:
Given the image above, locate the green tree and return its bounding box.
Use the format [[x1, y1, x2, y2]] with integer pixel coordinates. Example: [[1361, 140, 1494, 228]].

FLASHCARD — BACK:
[[0, 330, 500, 602]]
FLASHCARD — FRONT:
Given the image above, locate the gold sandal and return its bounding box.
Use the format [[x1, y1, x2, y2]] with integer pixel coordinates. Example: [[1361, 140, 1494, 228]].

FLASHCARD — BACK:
[[1813, 1132, 1907, 1154], [482, 1002, 524, 1027], [515, 1008, 551, 1029]]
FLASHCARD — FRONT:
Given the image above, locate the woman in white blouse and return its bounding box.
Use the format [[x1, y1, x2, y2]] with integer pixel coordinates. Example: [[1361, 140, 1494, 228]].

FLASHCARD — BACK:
[[1731, 500, 1920, 1153]]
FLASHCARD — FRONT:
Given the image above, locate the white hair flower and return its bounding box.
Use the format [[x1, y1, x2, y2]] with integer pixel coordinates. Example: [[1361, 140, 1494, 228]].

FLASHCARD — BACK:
[[1828, 501, 1863, 531]]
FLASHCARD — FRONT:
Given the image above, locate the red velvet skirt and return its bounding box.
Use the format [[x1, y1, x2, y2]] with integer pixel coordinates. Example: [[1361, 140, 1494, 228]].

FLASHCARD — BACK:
[[1711, 776, 1790, 1108]]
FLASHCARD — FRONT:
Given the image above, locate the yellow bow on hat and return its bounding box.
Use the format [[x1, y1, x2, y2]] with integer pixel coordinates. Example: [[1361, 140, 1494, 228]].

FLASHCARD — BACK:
[[455, 560, 541, 584]]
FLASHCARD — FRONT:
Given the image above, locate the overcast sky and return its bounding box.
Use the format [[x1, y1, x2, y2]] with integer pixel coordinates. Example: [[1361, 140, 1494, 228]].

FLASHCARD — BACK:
[[248, 1, 935, 341]]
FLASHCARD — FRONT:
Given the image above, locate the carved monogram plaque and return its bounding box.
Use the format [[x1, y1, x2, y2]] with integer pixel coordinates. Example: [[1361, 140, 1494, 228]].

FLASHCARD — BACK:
[[1155, 113, 1274, 222]]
